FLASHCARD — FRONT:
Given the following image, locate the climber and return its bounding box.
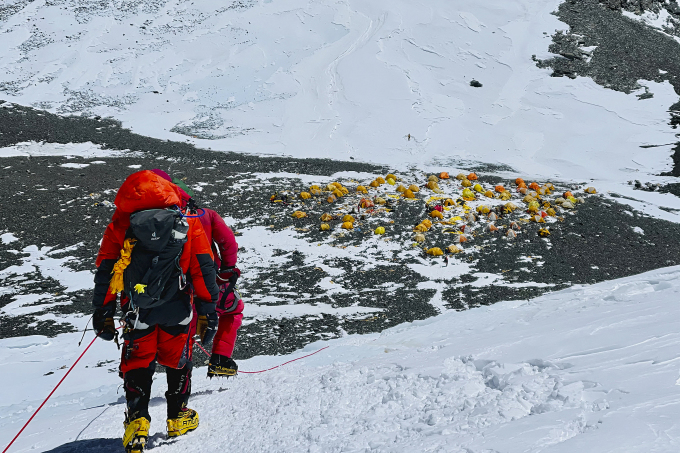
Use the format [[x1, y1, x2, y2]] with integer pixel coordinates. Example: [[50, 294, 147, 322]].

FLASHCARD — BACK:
[[91, 170, 219, 453], [197, 207, 243, 378], [148, 170, 244, 378]]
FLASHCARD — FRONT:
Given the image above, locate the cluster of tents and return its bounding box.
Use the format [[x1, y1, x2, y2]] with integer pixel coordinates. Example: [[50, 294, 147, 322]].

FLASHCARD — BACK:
[[271, 172, 598, 257]]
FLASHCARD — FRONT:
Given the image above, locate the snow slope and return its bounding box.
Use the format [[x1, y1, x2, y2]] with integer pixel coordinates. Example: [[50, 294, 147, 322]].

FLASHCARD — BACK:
[[1, 0, 679, 197], [2, 266, 679, 452], [2, 0, 680, 451]]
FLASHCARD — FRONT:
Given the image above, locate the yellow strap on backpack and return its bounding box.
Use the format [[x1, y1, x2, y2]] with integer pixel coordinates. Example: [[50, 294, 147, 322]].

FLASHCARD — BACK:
[[109, 238, 137, 294]]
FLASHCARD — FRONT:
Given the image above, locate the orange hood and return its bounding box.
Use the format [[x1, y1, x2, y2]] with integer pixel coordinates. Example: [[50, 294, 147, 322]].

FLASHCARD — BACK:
[[114, 170, 183, 213]]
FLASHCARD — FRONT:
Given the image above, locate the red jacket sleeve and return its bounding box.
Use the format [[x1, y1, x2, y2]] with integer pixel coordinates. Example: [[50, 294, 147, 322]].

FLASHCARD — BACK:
[[207, 209, 238, 268], [181, 217, 219, 314]]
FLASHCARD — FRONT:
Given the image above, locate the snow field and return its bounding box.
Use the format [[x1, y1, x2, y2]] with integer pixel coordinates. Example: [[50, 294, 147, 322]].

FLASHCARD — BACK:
[[2, 265, 680, 452], [2, 0, 680, 206]]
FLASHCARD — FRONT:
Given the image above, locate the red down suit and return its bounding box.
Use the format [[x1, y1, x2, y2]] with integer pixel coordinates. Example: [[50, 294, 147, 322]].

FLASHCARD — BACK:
[[92, 170, 219, 336], [199, 208, 243, 358]]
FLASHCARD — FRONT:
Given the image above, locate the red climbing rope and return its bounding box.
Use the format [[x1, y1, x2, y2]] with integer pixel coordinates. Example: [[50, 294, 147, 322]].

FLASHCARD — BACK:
[[2, 335, 99, 453], [194, 341, 329, 374], [3, 334, 329, 453]]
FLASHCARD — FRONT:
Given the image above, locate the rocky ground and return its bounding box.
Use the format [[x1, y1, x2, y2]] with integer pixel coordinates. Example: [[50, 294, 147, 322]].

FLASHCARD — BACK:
[[2, 103, 680, 363]]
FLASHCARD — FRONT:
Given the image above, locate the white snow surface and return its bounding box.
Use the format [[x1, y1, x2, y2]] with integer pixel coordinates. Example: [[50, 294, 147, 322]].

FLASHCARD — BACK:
[[2, 267, 680, 452], [0, 141, 120, 158], [0, 233, 18, 244], [623, 8, 675, 33], [1, 0, 680, 202]]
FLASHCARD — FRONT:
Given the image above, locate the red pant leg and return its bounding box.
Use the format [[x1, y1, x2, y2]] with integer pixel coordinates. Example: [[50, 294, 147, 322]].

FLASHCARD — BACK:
[[120, 327, 159, 374], [212, 299, 244, 357], [157, 325, 192, 369]]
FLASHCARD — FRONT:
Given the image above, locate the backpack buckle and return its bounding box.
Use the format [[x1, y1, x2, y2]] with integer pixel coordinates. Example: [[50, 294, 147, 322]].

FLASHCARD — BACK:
[[121, 307, 140, 333]]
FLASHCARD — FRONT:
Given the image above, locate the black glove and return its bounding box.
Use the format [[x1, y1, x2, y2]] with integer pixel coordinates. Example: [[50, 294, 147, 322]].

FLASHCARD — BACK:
[[197, 312, 218, 345], [93, 306, 116, 341]]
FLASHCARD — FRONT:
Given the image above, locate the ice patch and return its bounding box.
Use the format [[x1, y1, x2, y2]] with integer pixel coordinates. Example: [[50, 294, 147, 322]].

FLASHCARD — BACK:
[[0, 142, 121, 158], [1, 232, 18, 244], [60, 163, 89, 169]]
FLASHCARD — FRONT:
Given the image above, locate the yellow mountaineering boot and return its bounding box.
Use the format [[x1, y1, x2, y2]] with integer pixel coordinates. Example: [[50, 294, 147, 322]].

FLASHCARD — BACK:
[[167, 408, 199, 438], [122, 417, 150, 453], [207, 354, 238, 378]]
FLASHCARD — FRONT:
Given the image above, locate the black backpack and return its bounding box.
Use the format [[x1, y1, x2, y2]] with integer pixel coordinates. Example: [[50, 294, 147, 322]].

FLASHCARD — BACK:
[[123, 208, 190, 310]]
